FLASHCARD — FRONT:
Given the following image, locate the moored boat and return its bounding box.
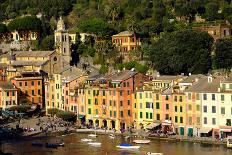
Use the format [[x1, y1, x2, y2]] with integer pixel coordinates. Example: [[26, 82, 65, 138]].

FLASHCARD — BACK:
[[87, 142, 101, 146], [133, 140, 151, 144], [147, 152, 163, 155], [116, 143, 140, 149], [32, 141, 43, 147], [109, 134, 115, 139], [88, 134, 97, 137], [81, 138, 93, 142]]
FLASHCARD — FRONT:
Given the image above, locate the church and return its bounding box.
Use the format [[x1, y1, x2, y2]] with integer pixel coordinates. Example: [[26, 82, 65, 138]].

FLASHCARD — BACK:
[[0, 17, 74, 79]]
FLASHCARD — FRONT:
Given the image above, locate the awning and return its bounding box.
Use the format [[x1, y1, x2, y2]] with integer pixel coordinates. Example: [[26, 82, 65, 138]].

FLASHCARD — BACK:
[[220, 129, 232, 132], [78, 115, 85, 119], [146, 123, 161, 129], [199, 128, 212, 134]]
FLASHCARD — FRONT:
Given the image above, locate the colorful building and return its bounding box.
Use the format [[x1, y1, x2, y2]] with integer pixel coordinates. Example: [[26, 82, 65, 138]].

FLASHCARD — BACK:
[[0, 81, 18, 110]]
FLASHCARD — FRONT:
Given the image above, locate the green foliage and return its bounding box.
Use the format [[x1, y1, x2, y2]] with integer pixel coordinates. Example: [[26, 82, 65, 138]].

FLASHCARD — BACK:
[[135, 63, 148, 74], [150, 29, 214, 75], [78, 18, 114, 38], [47, 108, 76, 122], [40, 35, 54, 50], [0, 23, 7, 33], [116, 61, 148, 73], [99, 65, 109, 75], [9, 105, 31, 113], [213, 37, 232, 69], [7, 16, 42, 31]]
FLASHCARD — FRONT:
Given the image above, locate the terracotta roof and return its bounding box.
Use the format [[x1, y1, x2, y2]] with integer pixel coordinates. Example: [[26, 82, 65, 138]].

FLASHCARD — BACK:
[[111, 70, 137, 82], [153, 75, 182, 81], [0, 51, 54, 59], [61, 67, 87, 82], [185, 76, 224, 93], [179, 74, 206, 83], [0, 63, 7, 69], [11, 60, 48, 67], [0, 81, 16, 90], [221, 74, 232, 83], [112, 31, 134, 37]]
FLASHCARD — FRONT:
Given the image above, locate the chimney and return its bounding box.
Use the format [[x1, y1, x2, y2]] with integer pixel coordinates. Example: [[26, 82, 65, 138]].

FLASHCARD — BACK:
[[208, 75, 213, 83]]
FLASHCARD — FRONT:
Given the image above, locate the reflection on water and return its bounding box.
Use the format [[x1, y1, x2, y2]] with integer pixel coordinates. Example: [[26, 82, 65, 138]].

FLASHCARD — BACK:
[[1, 133, 231, 155]]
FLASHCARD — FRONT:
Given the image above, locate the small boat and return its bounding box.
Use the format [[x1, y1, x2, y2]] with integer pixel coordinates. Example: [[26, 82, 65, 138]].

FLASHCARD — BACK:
[[81, 138, 93, 142], [124, 136, 130, 139], [58, 143, 65, 147], [227, 136, 232, 149], [32, 141, 43, 147], [109, 134, 115, 139], [116, 143, 140, 149], [45, 143, 65, 148], [133, 140, 151, 144], [88, 142, 101, 146], [147, 152, 163, 155], [88, 134, 97, 137]]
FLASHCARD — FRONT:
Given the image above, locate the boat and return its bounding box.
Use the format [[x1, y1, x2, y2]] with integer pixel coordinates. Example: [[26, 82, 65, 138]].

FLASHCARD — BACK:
[[88, 134, 97, 137], [87, 142, 102, 146], [58, 143, 65, 147], [133, 139, 151, 144], [32, 141, 43, 147], [124, 136, 130, 139], [147, 152, 163, 155], [81, 138, 93, 142], [227, 136, 232, 149], [116, 143, 140, 149], [109, 134, 115, 139], [45, 143, 65, 148]]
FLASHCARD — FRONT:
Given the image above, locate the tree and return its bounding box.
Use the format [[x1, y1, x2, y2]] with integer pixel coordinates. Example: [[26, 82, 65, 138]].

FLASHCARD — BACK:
[[40, 35, 54, 50], [151, 29, 214, 75], [99, 64, 109, 75], [213, 37, 232, 69], [0, 23, 8, 41], [78, 18, 114, 39], [204, 2, 220, 21]]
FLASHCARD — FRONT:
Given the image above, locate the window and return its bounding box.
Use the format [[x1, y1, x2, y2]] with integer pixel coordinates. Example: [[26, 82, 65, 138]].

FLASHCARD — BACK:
[[113, 101, 116, 106], [175, 116, 178, 123], [211, 94, 215, 101], [165, 95, 169, 100], [196, 93, 200, 100], [12, 92, 15, 96], [103, 90, 106, 96], [156, 114, 160, 120], [179, 96, 182, 102], [175, 106, 178, 112], [127, 90, 130, 95], [38, 81, 40, 85], [203, 94, 207, 100], [140, 93, 142, 99], [120, 91, 123, 96], [140, 112, 143, 118], [127, 82, 129, 87], [127, 100, 130, 105], [174, 96, 177, 102], [212, 106, 216, 113], [128, 110, 131, 116], [221, 95, 225, 101], [19, 82, 22, 87], [120, 101, 123, 106], [109, 100, 112, 106], [203, 106, 207, 113], [120, 111, 124, 117], [212, 118, 216, 125], [226, 119, 231, 126], [31, 81, 34, 86], [123, 82, 126, 87], [81, 106, 84, 112], [221, 107, 225, 114], [180, 117, 183, 123], [188, 93, 191, 100], [204, 117, 207, 124], [146, 112, 149, 119], [88, 99, 91, 105], [197, 117, 200, 124], [166, 104, 169, 110], [156, 94, 159, 100], [165, 114, 169, 120], [32, 90, 34, 95], [188, 104, 192, 111], [95, 109, 98, 115], [196, 105, 200, 111], [156, 102, 160, 109], [6, 92, 9, 96], [145, 93, 148, 98], [110, 111, 112, 117], [189, 117, 192, 125], [114, 111, 116, 117], [134, 103, 137, 108], [150, 113, 153, 119], [180, 106, 183, 112], [25, 82, 27, 86], [88, 108, 91, 114], [140, 103, 142, 109]]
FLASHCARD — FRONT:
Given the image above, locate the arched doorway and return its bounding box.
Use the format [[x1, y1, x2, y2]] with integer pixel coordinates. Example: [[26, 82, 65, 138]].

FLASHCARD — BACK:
[[102, 119, 107, 128], [111, 120, 115, 129], [95, 119, 99, 127]]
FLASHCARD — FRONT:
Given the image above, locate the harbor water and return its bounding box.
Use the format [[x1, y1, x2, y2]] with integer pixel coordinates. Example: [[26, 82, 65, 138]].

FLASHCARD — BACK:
[[1, 133, 231, 155]]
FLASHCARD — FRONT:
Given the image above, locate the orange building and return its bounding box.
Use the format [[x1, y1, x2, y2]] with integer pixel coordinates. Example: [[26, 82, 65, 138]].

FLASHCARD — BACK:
[[11, 72, 43, 107], [112, 31, 141, 61]]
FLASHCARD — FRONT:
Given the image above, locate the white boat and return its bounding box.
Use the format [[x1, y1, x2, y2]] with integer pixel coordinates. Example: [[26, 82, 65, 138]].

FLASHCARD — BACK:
[[133, 140, 151, 144], [116, 143, 140, 149], [88, 142, 101, 146], [227, 136, 232, 148], [109, 134, 115, 139], [81, 138, 93, 142], [88, 134, 97, 137], [124, 136, 130, 139], [147, 152, 163, 155]]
